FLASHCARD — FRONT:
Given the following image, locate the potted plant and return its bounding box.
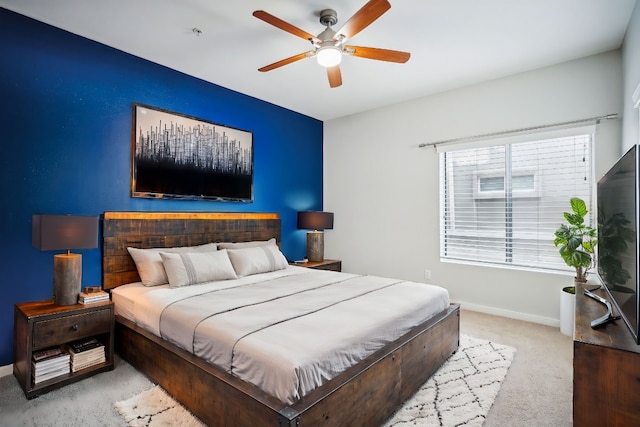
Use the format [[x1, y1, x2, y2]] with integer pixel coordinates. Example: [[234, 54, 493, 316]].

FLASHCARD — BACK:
[[553, 197, 597, 336], [554, 197, 597, 284]]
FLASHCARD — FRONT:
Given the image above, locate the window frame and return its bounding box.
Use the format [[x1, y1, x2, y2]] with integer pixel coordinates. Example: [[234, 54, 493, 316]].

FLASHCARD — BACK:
[[438, 126, 595, 274]]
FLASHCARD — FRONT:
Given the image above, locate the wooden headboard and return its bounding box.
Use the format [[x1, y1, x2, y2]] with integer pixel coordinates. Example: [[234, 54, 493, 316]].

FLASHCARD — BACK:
[[102, 212, 281, 290]]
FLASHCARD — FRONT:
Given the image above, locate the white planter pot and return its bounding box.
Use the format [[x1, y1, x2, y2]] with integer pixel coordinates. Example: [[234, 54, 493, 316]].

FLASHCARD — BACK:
[[560, 286, 576, 337]]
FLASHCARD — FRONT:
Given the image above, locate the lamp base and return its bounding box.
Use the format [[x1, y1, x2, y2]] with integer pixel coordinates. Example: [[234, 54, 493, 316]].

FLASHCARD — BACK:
[[53, 253, 82, 305], [306, 231, 325, 262]]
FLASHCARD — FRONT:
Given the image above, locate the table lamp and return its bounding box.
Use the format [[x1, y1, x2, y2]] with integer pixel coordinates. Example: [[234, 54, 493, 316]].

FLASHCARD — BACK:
[[297, 211, 334, 262], [32, 214, 99, 305]]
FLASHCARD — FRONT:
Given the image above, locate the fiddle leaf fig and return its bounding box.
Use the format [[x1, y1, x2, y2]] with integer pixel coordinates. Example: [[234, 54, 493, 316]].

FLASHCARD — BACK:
[[571, 197, 588, 218], [554, 197, 597, 282]]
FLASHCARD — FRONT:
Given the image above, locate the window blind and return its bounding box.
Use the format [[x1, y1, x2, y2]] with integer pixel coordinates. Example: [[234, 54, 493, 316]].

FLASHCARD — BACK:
[[439, 129, 594, 272]]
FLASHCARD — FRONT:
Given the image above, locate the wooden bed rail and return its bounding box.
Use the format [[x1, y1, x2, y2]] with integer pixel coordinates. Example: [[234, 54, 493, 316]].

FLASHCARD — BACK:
[[116, 305, 460, 426]]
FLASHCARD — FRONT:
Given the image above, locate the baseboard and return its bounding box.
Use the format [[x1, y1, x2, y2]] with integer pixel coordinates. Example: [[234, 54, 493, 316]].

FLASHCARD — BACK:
[[454, 300, 559, 328], [0, 363, 12, 378]]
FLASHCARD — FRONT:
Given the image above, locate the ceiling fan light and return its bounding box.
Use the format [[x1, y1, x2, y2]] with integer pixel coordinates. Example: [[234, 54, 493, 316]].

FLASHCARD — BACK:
[[316, 46, 342, 67]]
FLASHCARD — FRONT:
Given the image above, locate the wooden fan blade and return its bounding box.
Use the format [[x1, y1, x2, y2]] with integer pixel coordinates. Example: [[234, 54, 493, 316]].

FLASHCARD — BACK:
[[344, 46, 410, 63], [258, 51, 314, 72], [334, 0, 391, 40], [253, 10, 321, 44], [327, 66, 342, 88]]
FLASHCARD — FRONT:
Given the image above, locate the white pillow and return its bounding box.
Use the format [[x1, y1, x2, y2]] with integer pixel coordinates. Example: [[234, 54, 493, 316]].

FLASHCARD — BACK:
[[227, 245, 289, 277], [127, 243, 217, 286], [217, 238, 276, 250], [160, 250, 237, 288]]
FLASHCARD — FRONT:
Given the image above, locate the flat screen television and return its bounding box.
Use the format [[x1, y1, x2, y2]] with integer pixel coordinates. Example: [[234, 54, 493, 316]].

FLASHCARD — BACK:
[[597, 144, 640, 344], [131, 104, 253, 202]]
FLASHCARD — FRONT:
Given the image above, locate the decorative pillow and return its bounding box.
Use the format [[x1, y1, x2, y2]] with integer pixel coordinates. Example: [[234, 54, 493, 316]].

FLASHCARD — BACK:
[[127, 243, 217, 286], [160, 250, 237, 288], [217, 238, 277, 250], [226, 244, 289, 277]]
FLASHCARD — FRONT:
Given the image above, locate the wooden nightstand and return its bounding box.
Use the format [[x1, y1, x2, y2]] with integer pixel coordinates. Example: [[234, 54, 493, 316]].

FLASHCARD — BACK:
[[13, 299, 115, 399], [290, 259, 342, 272]]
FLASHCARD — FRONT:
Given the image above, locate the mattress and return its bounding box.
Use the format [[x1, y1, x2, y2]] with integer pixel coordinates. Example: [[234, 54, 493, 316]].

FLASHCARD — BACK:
[[111, 266, 450, 404]]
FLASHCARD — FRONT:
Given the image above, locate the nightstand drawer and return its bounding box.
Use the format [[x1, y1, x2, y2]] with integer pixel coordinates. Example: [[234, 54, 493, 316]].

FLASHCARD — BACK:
[[33, 308, 111, 349]]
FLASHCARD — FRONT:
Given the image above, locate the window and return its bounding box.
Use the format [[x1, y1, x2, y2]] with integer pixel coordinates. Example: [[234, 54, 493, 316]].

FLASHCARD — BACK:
[[439, 128, 593, 272], [474, 170, 538, 199]]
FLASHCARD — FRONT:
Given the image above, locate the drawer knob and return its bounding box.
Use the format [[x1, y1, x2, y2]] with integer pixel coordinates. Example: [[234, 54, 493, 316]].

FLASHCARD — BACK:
[[71, 324, 79, 331]]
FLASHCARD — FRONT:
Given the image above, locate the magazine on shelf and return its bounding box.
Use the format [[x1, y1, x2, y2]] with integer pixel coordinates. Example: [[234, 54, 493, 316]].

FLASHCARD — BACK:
[[66, 337, 102, 353], [33, 366, 70, 384], [71, 346, 104, 357], [32, 357, 70, 373], [65, 337, 106, 371], [32, 348, 70, 370], [32, 347, 71, 384], [71, 351, 106, 372], [32, 346, 66, 362], [70, 347, 104, 363], [33, 362, 70, 377], [71, 358, 105, 372]]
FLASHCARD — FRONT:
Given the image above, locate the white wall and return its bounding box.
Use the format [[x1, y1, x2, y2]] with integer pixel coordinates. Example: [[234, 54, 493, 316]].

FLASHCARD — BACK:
[[622, 0, 640, 150], [324, 51, 623, 326]]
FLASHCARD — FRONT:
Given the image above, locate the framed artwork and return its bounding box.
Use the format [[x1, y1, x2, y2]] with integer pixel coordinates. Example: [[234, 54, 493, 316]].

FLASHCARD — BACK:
[[131, 103, 253, 202]]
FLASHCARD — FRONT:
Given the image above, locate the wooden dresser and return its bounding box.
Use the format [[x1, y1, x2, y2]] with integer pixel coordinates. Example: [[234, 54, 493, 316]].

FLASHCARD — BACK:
[[573, 283, 640, 426]]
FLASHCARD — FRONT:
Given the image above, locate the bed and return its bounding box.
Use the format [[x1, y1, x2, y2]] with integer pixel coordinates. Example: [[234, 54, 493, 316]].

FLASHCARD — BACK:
[[103, 211, 460, 426]]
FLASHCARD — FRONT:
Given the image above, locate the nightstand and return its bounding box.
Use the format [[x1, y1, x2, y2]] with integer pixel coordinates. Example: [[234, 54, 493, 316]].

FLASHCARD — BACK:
[[290, 259, 342, 272], [13, 299, 114, 399]]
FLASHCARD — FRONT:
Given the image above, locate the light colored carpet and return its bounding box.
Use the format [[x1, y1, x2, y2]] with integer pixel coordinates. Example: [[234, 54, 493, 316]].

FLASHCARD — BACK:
[[460, 310, 573, 426], [114, 334, 515, 427], [0, 309, 573, 426], [0, 355, 154, 426]]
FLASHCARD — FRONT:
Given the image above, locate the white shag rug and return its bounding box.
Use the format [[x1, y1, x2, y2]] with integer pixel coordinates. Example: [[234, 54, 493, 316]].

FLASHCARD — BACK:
[[115, 386, 206, 427], [115, 334, 515, 427], [383, 334, 516, 427]]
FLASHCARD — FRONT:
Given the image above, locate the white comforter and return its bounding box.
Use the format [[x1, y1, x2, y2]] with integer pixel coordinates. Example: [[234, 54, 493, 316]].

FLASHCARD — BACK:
[[112, 266, 450, 404]]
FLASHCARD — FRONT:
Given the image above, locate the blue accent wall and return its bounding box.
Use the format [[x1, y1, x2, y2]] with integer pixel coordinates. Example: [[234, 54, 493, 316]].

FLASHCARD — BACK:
[[0, 8, 323, 366]]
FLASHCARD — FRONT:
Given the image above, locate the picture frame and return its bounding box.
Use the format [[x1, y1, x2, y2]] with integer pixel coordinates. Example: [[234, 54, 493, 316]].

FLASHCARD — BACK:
[[131, 103, 253, 202]]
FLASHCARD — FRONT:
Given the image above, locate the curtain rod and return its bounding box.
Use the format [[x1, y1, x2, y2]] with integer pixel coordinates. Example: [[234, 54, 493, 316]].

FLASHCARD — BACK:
[[418, 113, 618, 149]]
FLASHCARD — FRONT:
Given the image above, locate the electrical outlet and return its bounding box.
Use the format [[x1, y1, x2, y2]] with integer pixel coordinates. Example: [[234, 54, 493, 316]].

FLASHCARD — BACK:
[[424, 269, 431, 280]]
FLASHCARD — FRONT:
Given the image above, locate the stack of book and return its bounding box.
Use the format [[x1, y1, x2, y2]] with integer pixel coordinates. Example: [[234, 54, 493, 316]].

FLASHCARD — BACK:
[[32, 346, 70, 385], [65, 337, 106, 372], [77, 290, 109, 304]]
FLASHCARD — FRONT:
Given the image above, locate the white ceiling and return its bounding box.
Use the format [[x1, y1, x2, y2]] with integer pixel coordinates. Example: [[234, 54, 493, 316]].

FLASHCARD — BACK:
[[1, 0, 636, 121]]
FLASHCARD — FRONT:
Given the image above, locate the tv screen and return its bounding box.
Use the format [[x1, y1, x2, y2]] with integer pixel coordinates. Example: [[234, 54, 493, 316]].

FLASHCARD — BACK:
[[597, 144, 639, 344], [131, 104, 253, 202]]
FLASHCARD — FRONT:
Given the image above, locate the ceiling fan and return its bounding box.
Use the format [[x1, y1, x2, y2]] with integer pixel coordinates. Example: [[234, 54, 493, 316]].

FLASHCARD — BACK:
[[253, 0, 410, 88]]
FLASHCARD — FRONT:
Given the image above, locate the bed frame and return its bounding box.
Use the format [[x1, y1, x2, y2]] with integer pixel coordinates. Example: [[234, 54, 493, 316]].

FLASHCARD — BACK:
[[102, 211, 460, 427]]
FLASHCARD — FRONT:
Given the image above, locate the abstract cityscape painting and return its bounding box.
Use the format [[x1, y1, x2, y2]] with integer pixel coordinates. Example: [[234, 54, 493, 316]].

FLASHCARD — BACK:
[[131, 104, 253, 202]]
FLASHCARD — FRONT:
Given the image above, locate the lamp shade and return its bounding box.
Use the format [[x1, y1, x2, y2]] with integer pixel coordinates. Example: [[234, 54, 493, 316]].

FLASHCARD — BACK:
[[297, 211, 334, 230], [32, 215, 99, 251]]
